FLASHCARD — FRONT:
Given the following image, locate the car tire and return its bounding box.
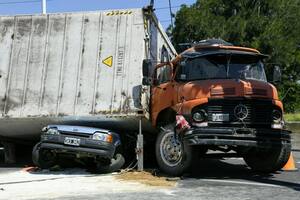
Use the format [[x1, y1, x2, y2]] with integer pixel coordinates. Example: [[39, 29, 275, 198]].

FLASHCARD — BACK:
[[155, 124, 193, 176], [96, 153, 125, 173], [32, 143, 57, 169], [243, 143, 291, 173]]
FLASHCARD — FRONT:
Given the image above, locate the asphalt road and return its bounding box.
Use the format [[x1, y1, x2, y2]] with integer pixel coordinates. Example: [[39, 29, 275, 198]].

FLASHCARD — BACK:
[[0, 133, 299, 200]]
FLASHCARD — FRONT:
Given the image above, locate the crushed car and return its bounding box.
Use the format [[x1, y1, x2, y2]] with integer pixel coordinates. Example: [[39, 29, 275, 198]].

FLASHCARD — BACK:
[[32, 125, 125, 173]]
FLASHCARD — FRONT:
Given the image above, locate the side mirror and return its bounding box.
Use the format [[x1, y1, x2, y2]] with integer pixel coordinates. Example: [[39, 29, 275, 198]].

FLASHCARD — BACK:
[[142, 59, 152, 78], [142, 59, 152, 86], [273, 65, 282, 84]]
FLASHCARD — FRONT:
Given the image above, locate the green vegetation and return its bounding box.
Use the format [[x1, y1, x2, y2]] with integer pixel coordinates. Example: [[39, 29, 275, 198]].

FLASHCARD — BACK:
[[169, 0, 300, 112], [285, 113, 300, 122]]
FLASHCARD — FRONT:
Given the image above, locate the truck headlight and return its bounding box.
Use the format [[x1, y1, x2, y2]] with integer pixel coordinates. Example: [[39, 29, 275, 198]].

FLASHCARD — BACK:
[[271, 109, 284, 129], [47, 128, 60, 135], [193, 110, 207, 122], [272, 110, 282, 123], [92, 132, 113, 143]]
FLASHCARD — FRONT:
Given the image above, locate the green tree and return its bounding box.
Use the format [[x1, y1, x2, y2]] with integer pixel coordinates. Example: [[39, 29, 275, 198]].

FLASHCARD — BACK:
[[170, 0, 300, 112]]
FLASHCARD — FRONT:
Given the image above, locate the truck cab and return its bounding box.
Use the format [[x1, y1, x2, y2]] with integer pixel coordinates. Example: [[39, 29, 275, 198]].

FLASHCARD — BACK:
[[151, 39, 291, 176]]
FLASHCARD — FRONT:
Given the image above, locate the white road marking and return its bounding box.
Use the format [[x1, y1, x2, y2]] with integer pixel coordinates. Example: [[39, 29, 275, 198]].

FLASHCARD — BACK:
[[225, 158, 243, 160], [161, 189, 176, 196], [200, 179, 282, 188]]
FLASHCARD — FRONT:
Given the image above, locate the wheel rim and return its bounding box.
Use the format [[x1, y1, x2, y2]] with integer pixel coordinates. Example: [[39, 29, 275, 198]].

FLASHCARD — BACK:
[[160, 131, 183, 167]]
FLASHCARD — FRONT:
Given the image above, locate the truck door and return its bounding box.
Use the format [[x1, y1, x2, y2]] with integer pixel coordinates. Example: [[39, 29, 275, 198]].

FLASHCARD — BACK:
[[151, 64, 175, 124]]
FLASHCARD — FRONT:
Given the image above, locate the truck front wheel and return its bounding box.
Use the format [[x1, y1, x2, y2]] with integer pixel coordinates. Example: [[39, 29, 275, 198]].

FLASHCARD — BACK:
[[155, 124, 192, 176], [243, 144, 291, 173]]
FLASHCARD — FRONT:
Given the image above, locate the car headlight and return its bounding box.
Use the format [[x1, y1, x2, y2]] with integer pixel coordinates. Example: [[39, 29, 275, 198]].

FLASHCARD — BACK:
[[192, 110, 207, 122], [92, 132, 113, 143], [42, 127, 48, 132], [47, 128, 60, 135]]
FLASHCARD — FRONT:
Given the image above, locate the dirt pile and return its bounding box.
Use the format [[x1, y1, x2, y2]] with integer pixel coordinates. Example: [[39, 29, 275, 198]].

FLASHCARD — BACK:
[[116, 171, 177, 187]]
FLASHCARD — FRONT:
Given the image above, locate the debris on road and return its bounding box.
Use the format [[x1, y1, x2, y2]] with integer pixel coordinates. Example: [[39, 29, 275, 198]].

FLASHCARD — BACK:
[[21, 166, 38, 173], [116, 170, 176, 187]]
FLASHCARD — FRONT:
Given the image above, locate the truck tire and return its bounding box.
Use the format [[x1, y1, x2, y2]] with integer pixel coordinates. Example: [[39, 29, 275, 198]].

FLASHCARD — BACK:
[[155, 124, 193, 176], [32, 143, 57, 169], [96, 153, 125, 173], [243, 144, 291, 173]]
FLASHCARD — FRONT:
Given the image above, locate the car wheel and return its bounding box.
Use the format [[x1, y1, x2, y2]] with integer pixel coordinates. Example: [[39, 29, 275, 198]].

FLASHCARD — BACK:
[[32, 143, 57, 169], [155, 124, 193, 176], [96, 153, 125, 174]]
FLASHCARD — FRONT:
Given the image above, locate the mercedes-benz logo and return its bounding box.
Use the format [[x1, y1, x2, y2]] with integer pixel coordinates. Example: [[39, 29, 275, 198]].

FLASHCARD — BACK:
[[234, 104, 248, 120]]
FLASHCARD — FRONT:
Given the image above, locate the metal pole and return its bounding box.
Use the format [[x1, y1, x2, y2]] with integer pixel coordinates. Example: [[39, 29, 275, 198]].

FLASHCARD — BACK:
[[42, 0, 47, 14], [168, 0, 174, 30], [137, 117, 144, 171], [150, 0, 154, 7]]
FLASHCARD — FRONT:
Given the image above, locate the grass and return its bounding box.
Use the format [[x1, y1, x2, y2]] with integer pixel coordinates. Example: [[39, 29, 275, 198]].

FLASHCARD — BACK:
[[284, 113, 300, 122]]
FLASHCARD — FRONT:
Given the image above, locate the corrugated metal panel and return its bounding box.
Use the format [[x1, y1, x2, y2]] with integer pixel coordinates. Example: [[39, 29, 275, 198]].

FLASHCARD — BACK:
[[0, 9, 177, 141], [0, 10, 148, 118]]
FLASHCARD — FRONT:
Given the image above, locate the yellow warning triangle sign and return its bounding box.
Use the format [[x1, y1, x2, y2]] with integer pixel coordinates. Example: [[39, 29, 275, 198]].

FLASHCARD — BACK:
[[102, 56, 113, 67]]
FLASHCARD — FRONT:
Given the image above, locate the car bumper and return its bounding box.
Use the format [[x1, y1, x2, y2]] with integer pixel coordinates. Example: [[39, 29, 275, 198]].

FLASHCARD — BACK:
[[40, 134, 115, 159], [184, 127, 291, 148]]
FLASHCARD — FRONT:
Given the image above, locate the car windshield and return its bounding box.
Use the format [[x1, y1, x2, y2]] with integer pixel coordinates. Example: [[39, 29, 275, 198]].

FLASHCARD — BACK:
[[179, 54, 267, 82]]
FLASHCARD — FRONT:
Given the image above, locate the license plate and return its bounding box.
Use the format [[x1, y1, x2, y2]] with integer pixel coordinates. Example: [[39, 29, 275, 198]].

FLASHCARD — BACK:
[[64, 137, 80, 146], [212, 113, 229, 122]]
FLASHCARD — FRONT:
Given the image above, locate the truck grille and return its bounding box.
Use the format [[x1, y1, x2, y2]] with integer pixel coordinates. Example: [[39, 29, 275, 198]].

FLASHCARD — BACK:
[[207, 99, 274, 126]]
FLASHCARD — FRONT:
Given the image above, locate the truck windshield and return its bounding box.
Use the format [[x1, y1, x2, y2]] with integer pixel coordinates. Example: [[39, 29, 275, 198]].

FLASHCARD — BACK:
[[180, 54, 267, 82]]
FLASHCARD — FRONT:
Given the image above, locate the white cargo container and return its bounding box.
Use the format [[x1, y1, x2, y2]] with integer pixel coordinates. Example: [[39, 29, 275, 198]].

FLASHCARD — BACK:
[[0, 8, 176, 142]]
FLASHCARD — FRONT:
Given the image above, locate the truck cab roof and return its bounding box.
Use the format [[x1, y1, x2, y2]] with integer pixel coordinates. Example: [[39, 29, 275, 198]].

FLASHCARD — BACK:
[[172, 39, 268, 65]]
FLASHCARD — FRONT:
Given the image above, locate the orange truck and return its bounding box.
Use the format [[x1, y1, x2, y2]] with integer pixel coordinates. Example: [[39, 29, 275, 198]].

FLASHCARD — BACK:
[[147, 39, 291, 176]]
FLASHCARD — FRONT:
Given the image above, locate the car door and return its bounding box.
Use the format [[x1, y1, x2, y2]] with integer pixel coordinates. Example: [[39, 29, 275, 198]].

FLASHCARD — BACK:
[[151, 64, 175, 123]]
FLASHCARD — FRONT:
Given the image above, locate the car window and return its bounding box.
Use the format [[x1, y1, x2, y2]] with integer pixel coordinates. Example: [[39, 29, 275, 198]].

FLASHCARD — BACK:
[[156, 65, 172, 85]]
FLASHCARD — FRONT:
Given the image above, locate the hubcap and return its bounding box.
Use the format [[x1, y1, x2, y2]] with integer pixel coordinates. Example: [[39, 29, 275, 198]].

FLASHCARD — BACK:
[[160, 131, 183, 167]]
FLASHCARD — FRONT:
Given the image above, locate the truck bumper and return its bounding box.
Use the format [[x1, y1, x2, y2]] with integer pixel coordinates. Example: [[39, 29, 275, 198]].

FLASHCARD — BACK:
[[184, 127, 291, 148], [39, 134, 116, 159]]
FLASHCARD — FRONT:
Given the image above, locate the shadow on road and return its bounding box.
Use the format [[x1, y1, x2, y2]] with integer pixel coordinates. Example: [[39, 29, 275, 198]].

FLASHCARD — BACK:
[[0, 145, 33, 169], [186, 158, 300, 191], [1, 145, 300, 192]]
